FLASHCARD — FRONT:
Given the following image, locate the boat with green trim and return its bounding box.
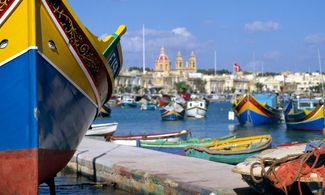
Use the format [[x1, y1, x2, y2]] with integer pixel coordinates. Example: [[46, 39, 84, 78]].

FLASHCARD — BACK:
[[185, 135, 272, 165], [140, 134, 236, 155]]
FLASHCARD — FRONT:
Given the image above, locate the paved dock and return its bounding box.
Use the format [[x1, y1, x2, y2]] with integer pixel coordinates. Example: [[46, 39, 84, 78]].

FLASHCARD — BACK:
[[67, 138, 255, 195]]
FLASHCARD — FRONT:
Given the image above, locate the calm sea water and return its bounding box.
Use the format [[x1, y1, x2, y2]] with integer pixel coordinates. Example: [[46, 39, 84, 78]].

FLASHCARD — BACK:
[[40, 101, 324, 194], [98, 101, 324, 146]]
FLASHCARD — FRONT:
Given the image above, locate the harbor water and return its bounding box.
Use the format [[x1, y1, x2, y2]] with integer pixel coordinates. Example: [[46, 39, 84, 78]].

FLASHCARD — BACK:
[[99, 101, 324, 146], [40, 101, 324, 194]]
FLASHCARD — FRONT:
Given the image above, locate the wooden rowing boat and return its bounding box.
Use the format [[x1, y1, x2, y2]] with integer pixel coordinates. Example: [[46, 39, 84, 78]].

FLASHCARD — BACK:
[[185, 135, 272, 165], [140, 134, 236, 155], [107, 129, 190, 146]]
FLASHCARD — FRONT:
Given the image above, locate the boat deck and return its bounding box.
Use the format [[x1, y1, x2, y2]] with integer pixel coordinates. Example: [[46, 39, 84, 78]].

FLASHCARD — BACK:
[[67, 137, 255, 194]]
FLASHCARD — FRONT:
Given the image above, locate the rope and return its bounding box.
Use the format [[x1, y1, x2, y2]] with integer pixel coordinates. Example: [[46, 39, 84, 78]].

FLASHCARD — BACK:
[[249, 142, 325, 195]]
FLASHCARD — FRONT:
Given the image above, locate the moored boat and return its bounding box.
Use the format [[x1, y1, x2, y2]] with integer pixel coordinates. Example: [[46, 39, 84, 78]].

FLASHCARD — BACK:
[[106, 129, 190, 146], [233, 93, 282, 126], [186, 99, 207, 118], [160, 101, 185, 121], [0, 0, 126, 193], [185, 135, 272, 165], [120, 95, 137, 108], [86, 122, 118, 136], [140, 134, 236, 155], [284, 98, 325, 131], [140, 103, 157, 111]]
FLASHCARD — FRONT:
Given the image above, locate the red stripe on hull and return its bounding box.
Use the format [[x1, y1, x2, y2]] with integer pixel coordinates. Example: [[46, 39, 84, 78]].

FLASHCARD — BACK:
[[0, 148, 75, 194], [0, 149, 38, 195], [38, 149, 75, 184]]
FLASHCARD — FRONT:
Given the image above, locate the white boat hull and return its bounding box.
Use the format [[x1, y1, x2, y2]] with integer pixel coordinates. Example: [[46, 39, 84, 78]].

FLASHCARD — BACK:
[[86, 122, 118, 136], [186, 100, 207, 118]]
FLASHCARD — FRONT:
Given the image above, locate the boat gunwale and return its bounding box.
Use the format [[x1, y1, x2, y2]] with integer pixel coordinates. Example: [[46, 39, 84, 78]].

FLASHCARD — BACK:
[[185, 135, 272, 155], [110, 129, 190, 141]]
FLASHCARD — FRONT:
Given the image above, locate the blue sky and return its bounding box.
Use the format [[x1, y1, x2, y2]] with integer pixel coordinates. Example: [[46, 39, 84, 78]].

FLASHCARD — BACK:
[[68, 0, 325, 73]]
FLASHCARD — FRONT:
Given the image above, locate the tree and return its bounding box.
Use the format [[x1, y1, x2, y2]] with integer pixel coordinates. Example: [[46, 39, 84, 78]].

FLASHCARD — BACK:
[[129, 66, 152, 72], [310, 83, 325, 93], [197, 69, 231, 75], [192, 78, 206, 93], [255, 82, 264, 92], [133, 85, 142, 94], [175, 81, 191, 93]]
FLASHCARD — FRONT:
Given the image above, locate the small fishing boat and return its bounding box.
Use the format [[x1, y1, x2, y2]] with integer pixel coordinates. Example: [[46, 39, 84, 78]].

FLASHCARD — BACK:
[[160, 102, 185, 121], [140, 103, 157, 111], [85, 122, 118, 136], [233, 93, 282, 126], [232, 142, 323, 194], [186, 99, 207, 118], [106, 129, 190, 146], [140, 134, 235, 155], [284, 98, 324, 131], [120, 95, 137, 108], [185, 135, 272, 165]]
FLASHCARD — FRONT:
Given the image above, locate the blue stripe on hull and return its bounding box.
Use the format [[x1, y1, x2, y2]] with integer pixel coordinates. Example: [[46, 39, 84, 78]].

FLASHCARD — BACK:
[[286, 118, 324, 131], [237, 110, 279, 126], [0, 50, 38, 151], [0, 49, 97, 152], [37, 51, 97, 150]]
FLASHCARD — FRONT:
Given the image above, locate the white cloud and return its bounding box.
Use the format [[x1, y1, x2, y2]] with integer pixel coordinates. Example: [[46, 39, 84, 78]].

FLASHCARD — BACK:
[[172, 27, 192, 38], [304, 33, 325, 45], [118, 27, 211, 67], [245, 21, 280, 33]]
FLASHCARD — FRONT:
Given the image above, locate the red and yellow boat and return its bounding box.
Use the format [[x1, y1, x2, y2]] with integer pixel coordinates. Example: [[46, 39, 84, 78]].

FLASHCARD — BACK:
[[233, 93, 282, 126], [0, 0, 126, 193]]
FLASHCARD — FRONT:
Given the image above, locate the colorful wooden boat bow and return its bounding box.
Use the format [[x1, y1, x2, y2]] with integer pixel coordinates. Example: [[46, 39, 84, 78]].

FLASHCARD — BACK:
[[233, 93, 282, 126], [0, 0, 126, 193], [284, 99, 325, 131]]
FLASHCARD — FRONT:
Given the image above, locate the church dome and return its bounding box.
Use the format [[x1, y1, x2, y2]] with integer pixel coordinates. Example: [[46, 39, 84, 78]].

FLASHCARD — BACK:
[[157, 47, 169, 61]]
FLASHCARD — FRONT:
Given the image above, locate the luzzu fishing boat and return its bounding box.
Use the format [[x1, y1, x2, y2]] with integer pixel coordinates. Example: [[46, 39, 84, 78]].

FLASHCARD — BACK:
[[160, 101, 185, 121], [233, 93, 282, 126], [284, 98, 325, 131], [0, 0, 126, 194]]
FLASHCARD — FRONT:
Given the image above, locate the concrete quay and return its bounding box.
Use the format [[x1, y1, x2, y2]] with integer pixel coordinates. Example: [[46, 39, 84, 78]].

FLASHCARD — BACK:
[[67, 137, 256, 195]]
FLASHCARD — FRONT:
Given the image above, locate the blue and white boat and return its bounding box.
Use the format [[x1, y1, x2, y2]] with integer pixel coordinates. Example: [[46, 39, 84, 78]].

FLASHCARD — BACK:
[[284, 98, 324, 131]]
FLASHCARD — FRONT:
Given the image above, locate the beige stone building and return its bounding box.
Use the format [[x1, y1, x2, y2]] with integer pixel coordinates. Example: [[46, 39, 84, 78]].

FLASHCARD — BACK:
[[155, 47, 171, 72], [155, 47, 197, 74], [175, 51, 197, 74]]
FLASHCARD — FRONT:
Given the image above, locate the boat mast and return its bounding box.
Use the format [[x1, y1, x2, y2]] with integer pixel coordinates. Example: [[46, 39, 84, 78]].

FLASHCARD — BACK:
[[142, 24, 146, 74], [318, 48, 324, 99], [214, 50, 217, 76]]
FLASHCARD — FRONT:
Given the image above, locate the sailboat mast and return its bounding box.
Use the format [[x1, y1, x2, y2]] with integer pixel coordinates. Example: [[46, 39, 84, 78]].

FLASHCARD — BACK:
[[318, 48, 324, 98], [214, 50, 217, 76], [142, 24, 146, 74], [253, 52, 256, 76]]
